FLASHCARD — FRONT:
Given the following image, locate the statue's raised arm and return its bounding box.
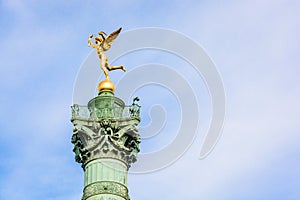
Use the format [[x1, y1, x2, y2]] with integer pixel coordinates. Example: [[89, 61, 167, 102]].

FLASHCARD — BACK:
[[87, 34, 96, 48], [88, 27, 125, 80]]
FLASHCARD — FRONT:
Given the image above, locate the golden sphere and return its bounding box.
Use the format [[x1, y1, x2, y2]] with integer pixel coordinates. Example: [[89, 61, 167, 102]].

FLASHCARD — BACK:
[[98, 79, 115, 93]]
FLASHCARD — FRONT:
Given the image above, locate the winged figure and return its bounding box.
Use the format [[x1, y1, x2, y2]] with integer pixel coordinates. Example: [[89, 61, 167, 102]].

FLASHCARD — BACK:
[[88, 27, 125, 80]]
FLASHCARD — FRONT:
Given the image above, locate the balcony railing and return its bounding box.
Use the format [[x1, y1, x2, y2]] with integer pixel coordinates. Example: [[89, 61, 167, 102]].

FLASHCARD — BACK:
[[71, 104, 140, 121]]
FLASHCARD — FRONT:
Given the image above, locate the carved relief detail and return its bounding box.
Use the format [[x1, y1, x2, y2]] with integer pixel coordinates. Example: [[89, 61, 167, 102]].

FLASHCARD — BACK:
[[82, 181, 130, 200], [71, 118, 140, 168]]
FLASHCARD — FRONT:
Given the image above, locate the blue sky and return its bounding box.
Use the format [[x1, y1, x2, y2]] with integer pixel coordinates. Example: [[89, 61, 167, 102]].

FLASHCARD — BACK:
[[0, 0, 299, 199]]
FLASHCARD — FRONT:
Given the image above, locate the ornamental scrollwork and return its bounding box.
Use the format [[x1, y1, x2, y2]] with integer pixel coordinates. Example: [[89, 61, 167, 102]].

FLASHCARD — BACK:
[[71, 118, 140, 168]]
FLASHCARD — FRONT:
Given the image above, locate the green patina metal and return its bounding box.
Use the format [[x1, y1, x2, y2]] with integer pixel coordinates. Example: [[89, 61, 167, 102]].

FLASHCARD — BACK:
[[83, 181, 129, 200], [88, 90, 125, 119], [71, 90, 141, 200]]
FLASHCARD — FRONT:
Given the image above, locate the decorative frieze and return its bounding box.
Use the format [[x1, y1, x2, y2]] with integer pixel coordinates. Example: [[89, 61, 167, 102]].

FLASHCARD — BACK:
[[83, 181, 130, 200]]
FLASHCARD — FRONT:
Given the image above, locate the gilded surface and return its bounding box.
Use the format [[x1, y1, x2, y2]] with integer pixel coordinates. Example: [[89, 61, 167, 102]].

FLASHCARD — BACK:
[[88, 27, 126, 80], [98, 79, 115, 93]]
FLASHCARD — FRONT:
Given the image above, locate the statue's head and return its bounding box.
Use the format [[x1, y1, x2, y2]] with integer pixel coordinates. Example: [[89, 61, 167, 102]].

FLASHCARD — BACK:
[[98, 31, 107, 36], [95, 37, 102, 44]]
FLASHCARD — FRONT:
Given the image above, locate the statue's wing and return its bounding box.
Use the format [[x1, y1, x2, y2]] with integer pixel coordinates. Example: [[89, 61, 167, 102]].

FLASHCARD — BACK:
[[103, 27, 122, 50]]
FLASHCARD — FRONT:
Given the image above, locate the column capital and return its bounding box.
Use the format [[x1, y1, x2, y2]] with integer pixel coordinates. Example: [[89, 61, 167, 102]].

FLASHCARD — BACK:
[[71, 117, 140, 169]]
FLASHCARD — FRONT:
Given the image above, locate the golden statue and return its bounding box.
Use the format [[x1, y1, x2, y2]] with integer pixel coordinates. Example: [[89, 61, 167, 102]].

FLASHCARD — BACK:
[[88, 27, 126, 81]]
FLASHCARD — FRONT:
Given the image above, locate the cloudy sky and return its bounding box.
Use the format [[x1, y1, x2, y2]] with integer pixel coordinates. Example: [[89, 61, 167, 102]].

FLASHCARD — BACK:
[[0, 0, 299, 200]]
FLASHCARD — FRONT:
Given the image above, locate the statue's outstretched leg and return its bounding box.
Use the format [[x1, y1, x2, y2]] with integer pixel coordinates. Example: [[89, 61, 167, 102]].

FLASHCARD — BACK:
[[107, 65, 126, 72]]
